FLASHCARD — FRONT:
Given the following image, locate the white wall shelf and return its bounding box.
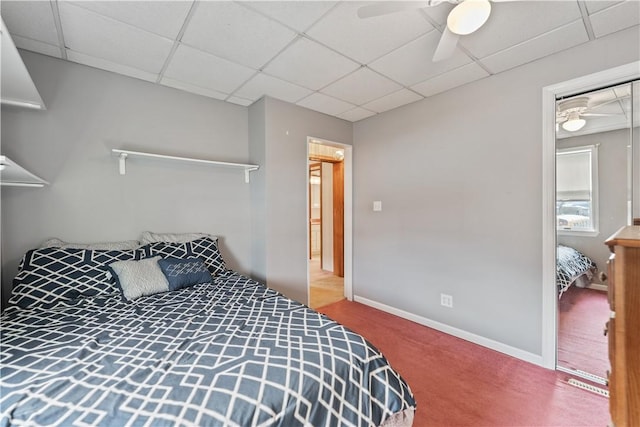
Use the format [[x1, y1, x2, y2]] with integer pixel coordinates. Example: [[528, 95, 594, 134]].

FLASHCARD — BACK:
[[112, 149, 260, 183], [1, 18, 46, 110], [0, 155, 49, 187]]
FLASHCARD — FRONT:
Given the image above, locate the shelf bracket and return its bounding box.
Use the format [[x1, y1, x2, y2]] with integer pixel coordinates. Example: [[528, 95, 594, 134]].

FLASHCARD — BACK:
[[119, 153, 128, 175], [244, 167, 259, 184]]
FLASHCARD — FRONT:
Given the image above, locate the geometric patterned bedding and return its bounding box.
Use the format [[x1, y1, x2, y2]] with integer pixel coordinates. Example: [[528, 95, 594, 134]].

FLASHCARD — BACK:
[[0, 270, 416, 426], [556, 245, 597, 297]]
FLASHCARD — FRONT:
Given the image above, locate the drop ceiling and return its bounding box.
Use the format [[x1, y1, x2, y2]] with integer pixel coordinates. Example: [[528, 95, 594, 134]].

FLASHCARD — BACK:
[[1, 1, 639, 122]]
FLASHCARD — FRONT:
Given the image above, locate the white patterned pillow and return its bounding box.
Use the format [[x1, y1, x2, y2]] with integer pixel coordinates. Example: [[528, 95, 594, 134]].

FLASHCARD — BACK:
[[10, 247, 137, 309], [107, 257, 169, 301], [41, 238, 140, 251], [140, 231, 216, 245]]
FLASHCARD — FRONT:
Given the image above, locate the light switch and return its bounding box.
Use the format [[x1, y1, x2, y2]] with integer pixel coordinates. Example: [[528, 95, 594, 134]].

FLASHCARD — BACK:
[[373, 201, 382, 212]]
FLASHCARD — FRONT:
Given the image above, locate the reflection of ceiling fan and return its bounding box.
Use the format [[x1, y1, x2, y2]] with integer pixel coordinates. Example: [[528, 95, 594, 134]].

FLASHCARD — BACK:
[[556, 96, 627, 132], [357, 0, 516, 62]]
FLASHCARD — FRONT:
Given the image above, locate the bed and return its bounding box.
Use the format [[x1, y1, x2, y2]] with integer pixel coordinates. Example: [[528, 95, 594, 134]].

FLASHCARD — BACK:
[[0, 234, 415, 426], [556, 244, 597, 297]]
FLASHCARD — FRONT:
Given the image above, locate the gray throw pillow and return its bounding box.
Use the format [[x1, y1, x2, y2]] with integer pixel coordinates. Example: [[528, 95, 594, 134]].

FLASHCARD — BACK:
[[107, 256, 169, 301]]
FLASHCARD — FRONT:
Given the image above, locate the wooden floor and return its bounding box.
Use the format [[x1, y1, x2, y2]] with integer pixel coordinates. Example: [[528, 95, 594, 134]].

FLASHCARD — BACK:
[[308, 256, 344, 309], [319, 300, 610, 427], [557, 285, 609, 378]]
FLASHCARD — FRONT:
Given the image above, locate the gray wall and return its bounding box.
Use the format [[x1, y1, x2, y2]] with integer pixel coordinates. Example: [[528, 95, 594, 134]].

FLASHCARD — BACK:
[[1, 52, 252, 306], [352, 26, 640, 356], [557, 128, 630, 283], [249, 97, 352, 304]]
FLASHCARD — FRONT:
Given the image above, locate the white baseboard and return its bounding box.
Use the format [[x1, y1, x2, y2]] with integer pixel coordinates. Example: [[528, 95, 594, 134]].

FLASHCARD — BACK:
[[353, 295, 545, 368]]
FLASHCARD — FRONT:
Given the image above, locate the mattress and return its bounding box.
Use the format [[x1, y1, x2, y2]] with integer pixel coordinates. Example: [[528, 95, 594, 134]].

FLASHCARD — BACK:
[[0, 270, 416, 426]]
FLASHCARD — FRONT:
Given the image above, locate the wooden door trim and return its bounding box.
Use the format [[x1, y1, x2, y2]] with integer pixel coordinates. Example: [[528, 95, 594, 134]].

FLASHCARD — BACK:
[[333, 161, 344, 277]]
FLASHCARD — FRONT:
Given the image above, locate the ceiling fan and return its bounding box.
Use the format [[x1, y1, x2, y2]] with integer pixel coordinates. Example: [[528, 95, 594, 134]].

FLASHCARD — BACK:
[[556, 96, 628, 132], [357, 0, 517, 62]]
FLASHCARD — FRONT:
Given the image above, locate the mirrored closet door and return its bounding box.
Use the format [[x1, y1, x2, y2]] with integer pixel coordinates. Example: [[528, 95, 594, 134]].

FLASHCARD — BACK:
[[555, 80, 639, 383]]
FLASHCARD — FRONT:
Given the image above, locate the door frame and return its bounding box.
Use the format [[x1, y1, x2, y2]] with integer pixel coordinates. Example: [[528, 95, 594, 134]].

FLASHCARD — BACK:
[[306, 137, 353, 303], [541, 61, 640, 369]]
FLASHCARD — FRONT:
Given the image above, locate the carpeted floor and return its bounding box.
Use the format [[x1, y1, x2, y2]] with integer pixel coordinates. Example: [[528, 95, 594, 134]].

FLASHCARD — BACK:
[[319, 300, 609, 427], [557, 285, 609, 378]]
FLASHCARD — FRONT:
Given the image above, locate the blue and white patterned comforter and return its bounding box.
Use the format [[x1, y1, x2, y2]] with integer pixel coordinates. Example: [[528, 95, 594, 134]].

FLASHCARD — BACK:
[[556, 245, 597, 297], [0, 271, 415, 426]]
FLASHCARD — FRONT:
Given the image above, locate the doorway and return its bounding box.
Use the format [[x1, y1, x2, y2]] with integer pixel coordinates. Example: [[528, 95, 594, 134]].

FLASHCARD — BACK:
[[541, 62, 640, 371], [307, 138, 351, 309]]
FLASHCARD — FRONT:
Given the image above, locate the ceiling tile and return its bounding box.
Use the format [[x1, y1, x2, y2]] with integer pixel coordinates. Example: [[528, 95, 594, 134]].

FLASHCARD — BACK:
[[296, 92, 355, 117], [160, 77, 228, 101], [589, 1, 640, 38], [369, 32, 472, 86], [234, 72, 312, 104], [163, 44, 256, 94], [227, 96, 254, 107], [479, 20, 589, 74], [338, 107, 376, 122], [181, 1, 296, 69], [12, 35, 62, 59], [456, 1, 583, 59], [411, 63, 488, 97], [584, 1, 624, 15], [263, 37, 360, 90], [1, 0, 59, 45], [59, 2, 174, 74], [241, 1, 337, 32], [361, 88, 423, 114], [66, 50, 158, 83], [306, 1, 435, 64], [321, 67, 402, 105], [68, 1, 193, 40]]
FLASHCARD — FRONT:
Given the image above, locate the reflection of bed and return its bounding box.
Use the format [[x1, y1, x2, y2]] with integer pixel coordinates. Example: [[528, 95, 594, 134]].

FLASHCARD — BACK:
[[556, 244, 597, 297], [1, 237, 415, 426]]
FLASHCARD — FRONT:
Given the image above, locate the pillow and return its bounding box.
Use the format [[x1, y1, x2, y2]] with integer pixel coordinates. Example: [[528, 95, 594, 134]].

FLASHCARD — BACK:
[[107, 257, 169, 301], [10, 247, 137, 309], [140, 231, 216, 245], [157, 257, 212, 291], [41, 238, 140, 251], [139, 237, 226, 276]]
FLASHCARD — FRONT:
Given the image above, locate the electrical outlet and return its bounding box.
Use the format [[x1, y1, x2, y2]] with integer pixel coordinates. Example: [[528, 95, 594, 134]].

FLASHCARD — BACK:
[[440, 293, 453, 308]]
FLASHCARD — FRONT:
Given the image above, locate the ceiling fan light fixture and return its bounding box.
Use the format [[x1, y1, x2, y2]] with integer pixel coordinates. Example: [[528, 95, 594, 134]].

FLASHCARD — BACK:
[[447, 0, 492, 35], [562, 112, 586, 132]]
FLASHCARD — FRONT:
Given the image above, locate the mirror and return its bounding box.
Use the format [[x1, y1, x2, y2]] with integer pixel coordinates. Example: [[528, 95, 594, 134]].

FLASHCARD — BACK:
[[555, 80, 638, 382]]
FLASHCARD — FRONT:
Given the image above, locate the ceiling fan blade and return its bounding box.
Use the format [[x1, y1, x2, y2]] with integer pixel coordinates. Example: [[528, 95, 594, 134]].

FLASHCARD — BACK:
[[432, 27, 460, 62], [581, 113, 623, 117], [588, 95, 630, 110], [357, 2, 429, 19]]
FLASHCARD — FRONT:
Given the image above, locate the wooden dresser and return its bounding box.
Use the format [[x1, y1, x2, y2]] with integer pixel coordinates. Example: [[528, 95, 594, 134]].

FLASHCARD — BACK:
[[605, 226, 640, 427]]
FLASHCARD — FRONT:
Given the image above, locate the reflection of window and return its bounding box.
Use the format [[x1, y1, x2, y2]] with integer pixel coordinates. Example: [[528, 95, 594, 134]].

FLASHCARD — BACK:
[[556, 145, 598, 234]]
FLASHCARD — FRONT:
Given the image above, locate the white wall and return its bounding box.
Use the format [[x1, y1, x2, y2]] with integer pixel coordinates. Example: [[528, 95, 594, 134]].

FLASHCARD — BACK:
[[352, 26, 640, 357], [1, 52, 252, 306], [249, 97, 352, 304]]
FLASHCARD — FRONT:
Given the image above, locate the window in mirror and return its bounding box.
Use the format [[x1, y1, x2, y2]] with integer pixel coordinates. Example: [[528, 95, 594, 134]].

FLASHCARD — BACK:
[[556, 145, 598, 234]]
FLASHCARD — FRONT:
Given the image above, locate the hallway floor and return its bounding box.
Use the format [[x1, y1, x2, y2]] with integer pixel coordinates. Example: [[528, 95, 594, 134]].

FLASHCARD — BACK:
[[308, 256, 344, 309]]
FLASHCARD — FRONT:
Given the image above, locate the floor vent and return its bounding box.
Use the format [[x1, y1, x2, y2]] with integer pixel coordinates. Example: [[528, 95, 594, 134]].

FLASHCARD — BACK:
[[568, 378, 609, 398]]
